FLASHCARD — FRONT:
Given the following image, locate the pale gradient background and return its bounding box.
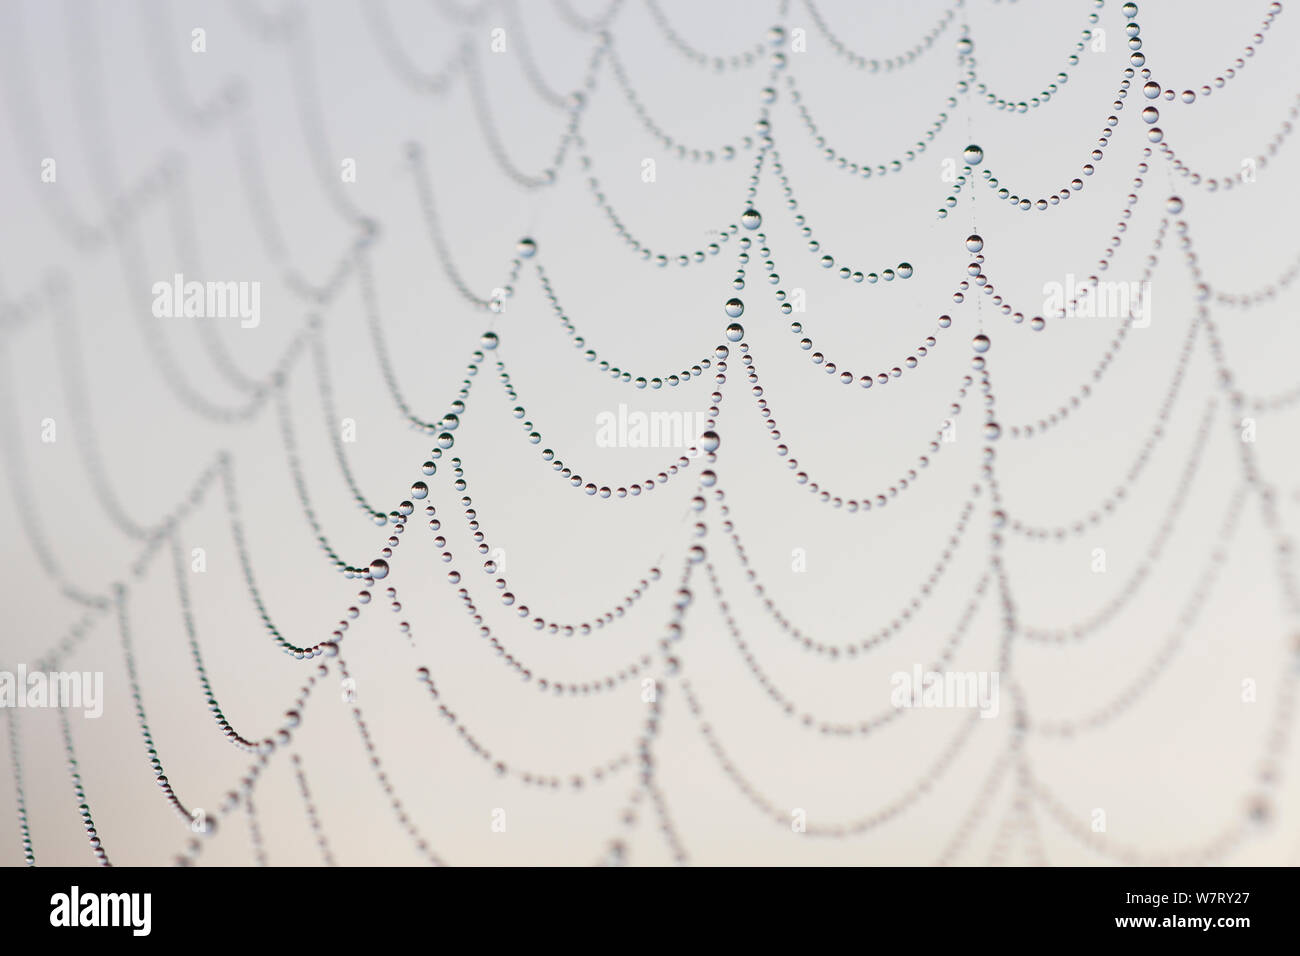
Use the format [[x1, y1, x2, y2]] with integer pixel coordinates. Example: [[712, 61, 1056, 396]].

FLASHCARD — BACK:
[[2, 0, 1300, 865]]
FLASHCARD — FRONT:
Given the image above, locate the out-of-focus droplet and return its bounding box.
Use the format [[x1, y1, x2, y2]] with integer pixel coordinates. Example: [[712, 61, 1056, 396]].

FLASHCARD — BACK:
[[1247, 794, 1273, 827], [1166, 196, 1184, 214], [517, 238, 537, 258]]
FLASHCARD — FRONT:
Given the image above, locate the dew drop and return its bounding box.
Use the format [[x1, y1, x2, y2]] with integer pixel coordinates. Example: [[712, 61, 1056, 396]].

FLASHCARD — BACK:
[[410, 481, 428, 500], [369, 558, 390, 580], [1141, 106, 1159, 124], [972, 334, 990, 353], [725, 322, 745, 342], [516, 238, 537, 258], [741, 208, 762, 230], [1166, 195, 1184, 214], [724, 298, 744, 318], [962, 144, 984, 165], [699, 431, 720, 453], [481, 331, 499, 350], [1247, 794, 1273, 826], [965, 234, 984, 253]]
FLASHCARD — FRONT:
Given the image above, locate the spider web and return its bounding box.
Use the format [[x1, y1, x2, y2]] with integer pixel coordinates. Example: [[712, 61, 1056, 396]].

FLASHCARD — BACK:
[[2, 0, 1299, 866]]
